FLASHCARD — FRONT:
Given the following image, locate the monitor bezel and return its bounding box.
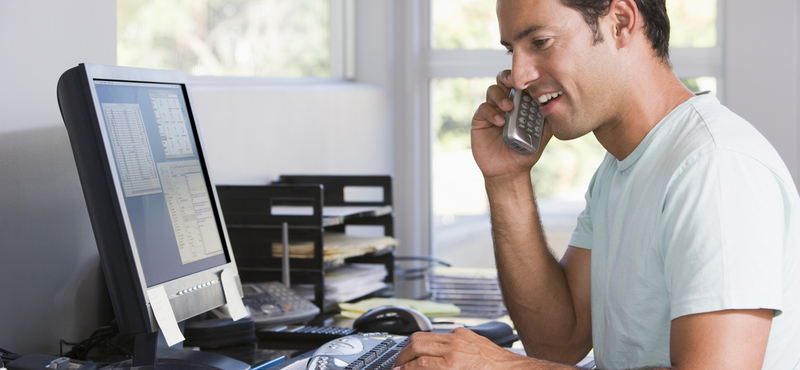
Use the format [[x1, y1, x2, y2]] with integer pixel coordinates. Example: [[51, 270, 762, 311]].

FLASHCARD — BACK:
[[58, 63, 241, 335]]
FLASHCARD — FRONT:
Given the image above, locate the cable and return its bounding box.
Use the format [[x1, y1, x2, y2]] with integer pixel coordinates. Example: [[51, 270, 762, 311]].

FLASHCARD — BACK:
[[0, 346, 19, 370], [395, 255, 452, 267], [395, 255, 453, 283], [60, 322, 131, 361]]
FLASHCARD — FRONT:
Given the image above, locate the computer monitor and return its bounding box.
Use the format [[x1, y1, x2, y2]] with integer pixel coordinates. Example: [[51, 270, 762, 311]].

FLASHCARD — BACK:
[[57, 64, 248, 370]]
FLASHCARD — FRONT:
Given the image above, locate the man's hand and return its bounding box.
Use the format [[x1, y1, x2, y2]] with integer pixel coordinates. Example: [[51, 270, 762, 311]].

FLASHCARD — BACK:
[[471, 70, 553, 180], [391, 328, 534, 370]]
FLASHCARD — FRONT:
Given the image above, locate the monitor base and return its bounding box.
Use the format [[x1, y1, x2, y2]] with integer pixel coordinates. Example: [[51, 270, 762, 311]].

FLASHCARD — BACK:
[[99, 350, 251, 370]]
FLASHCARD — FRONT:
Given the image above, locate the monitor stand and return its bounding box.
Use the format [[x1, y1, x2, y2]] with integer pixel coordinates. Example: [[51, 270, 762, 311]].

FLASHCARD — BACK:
[[100, 332, 250, 370]]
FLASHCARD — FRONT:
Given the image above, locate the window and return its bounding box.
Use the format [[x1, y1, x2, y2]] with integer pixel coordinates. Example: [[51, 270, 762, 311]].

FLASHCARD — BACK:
[[668, 0, 717, 48], [428, 0, 721, 268], [431, 0, 501, 50], [118, 0, 352, 78], [669, 0, 721, 95]]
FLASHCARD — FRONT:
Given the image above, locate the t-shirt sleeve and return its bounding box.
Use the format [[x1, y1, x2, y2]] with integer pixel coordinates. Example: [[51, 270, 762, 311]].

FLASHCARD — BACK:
[[569, 168, 600, 250], [660, 149, 787, 320]]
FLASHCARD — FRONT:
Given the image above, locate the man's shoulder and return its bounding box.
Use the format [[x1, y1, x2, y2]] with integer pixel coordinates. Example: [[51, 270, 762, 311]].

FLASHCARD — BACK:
[[688, 95, 791, 178], [655, 94, 788, 179]]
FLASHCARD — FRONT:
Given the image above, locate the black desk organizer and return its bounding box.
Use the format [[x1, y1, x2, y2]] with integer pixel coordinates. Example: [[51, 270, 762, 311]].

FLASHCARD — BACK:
[[216, 175, 396, 316]]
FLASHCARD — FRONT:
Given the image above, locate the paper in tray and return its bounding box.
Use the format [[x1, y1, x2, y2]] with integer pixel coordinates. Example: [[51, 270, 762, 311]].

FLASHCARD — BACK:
[[271, 232, 398, 263], [427, 266, 499, 279], [427, 282, 500, 290], [433, 299, 506, 307], [429, 288, 503, 295], [456, 307, 508, 318], [425, 266, 510, 319], [432, 293, 504, 301], [293, 263, 389, 304]]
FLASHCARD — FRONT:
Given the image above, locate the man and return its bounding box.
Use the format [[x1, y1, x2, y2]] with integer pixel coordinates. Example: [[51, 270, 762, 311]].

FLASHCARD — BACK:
[[393, 0, 800, 369]]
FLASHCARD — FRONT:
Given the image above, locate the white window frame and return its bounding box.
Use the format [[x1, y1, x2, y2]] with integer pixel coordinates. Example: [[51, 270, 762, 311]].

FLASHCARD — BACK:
[[118, 0, 357, 86]]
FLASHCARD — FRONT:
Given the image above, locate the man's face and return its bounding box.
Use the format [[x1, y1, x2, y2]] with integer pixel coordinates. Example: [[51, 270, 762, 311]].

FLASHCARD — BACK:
[[498, 0, 625, 141]]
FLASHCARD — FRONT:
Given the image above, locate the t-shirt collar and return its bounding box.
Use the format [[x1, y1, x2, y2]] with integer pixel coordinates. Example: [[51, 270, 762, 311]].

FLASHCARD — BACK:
[[615, 92, 714, 172]]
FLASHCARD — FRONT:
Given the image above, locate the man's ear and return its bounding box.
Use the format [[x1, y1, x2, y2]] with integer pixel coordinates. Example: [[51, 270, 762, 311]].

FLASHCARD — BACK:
[[608, 0, 638, 49]]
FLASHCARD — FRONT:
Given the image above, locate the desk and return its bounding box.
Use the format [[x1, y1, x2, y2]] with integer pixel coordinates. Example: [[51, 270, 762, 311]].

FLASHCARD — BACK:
[[85, 336, 310, 370], [85, 315, 520, 370]]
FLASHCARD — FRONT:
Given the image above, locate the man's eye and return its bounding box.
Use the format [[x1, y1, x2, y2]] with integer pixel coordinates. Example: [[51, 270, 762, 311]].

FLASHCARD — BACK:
[[533, 38, 550, 48], [505, 49, 514, 55]]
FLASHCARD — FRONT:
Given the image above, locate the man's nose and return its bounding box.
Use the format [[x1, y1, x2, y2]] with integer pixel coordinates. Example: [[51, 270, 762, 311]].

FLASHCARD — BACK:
[[511, 52, 541, 91]]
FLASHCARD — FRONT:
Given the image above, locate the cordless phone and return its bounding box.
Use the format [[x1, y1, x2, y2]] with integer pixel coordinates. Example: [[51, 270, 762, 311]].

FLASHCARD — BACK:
[[502, 88, 545, 155], [212, 281, 320, 327]]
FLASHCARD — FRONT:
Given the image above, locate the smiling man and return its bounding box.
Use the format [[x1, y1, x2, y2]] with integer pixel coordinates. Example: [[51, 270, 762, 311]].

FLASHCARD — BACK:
[[392, 0, 800, 369]]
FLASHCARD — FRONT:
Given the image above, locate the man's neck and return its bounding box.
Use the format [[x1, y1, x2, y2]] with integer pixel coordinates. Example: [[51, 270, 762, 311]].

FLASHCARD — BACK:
[[594, 65, 696, 161]]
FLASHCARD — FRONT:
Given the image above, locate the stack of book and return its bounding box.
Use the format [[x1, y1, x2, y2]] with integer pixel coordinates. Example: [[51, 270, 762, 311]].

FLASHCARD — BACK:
[[293, 263, 388, 304], [425, 267, 508, 319], [272, 232, 398, 265]]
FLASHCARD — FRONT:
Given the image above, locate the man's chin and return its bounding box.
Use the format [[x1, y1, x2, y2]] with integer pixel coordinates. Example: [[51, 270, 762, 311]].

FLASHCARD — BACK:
[[551, 127, 593, 142]]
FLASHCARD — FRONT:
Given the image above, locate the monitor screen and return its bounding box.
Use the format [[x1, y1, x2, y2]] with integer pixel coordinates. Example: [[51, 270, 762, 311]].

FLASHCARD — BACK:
[[93, 79, 226, 286], [57, 64, 244, 341]]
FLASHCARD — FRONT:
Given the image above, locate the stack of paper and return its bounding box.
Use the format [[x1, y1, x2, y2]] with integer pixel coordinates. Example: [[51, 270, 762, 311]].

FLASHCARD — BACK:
[[425, 267, 508, 318], [338, 297, 461, 319], [272, 232, 398, 265], [294, 263, 389, 304]]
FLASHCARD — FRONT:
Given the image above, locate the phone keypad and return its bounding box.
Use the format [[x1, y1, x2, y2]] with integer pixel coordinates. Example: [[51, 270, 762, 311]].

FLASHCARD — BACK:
[[518, 94, 544, 140], [241, 281, 320, 325]]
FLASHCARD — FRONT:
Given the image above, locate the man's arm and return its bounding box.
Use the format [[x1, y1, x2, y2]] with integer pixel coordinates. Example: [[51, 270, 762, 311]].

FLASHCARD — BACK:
[[668, 309, 772, 369], [391, 309, 773, 370], [485, 174, 592, 363], [469, 70, 593, 363]]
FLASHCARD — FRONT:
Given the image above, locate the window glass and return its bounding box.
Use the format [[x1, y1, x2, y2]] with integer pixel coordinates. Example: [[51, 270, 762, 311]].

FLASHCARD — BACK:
[[667, 0, 717, 48], [431, 78, 493, 267], [431, 0, 502, 50], [118, 0, 330, 77], [431, 0, 718, 50], [681, 76, 717, 95]]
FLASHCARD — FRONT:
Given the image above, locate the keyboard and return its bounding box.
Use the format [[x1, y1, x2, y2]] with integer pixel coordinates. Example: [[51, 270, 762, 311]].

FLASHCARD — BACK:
[[306, 333, 408, 370], [257, 325, 356, 343]]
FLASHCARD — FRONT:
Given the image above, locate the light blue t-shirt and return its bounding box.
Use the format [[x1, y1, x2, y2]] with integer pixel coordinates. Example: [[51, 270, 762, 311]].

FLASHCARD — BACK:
[[569, 94, 800, 369]]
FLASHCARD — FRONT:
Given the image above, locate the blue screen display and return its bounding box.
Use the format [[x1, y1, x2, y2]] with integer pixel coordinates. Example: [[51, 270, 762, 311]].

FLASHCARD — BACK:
[[93, 80, 228, 287]]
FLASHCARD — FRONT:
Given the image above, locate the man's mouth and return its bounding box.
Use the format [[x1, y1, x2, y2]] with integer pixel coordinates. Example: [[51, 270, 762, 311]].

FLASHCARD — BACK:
[[536, 91, 563, 107]]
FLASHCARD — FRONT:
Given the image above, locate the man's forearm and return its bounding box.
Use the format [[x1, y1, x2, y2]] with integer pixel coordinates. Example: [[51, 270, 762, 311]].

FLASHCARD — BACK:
[[486, 173, 590, 362]]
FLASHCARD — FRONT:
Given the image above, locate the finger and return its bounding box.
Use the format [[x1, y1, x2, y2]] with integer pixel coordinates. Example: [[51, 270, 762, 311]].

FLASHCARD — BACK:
[[486, 84, 513, 113], [473, 101, 506, 127], [449, 326, 498, 345], [394, 355, 451, 370], [475, 83, 515, 127], [393, 333, 454, 368], [495, 69, 513, 90]]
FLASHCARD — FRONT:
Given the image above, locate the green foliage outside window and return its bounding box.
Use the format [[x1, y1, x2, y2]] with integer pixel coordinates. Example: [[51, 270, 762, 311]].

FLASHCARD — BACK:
[[118, 0, 330, 77], [431, 0, 502, 50], [667, 0, 717, 48]]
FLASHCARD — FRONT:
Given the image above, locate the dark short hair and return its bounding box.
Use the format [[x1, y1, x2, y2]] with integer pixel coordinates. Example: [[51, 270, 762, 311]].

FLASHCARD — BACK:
[[559, 0, 670, 63]]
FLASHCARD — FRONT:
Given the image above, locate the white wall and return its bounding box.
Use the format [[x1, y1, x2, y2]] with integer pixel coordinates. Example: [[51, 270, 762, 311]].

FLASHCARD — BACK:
[[189, 82, 391, 185], [723, 0, 800, 182], [0, 0, 116, 355]]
